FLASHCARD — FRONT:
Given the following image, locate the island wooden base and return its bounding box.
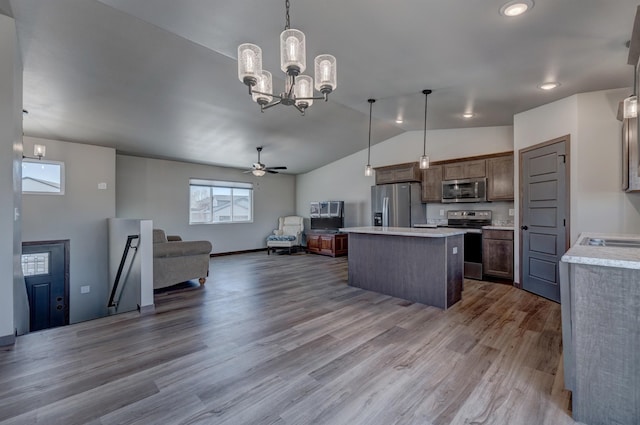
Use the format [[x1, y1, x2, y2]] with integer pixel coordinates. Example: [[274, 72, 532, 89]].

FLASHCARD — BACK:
[[347, 232, 463, 310]]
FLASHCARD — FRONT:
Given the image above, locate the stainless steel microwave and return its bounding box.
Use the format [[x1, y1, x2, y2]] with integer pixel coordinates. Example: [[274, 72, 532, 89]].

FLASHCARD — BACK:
[[441, 178, 487, 203]]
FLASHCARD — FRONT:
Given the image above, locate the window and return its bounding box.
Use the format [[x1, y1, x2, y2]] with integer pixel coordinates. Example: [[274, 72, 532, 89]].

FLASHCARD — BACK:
[[22, 159, 65, 195], [189, 179, 253, 224], [21, 252, 50, 276]]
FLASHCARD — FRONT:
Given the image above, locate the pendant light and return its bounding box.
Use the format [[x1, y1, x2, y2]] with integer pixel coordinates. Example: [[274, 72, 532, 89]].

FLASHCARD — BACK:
[[419, 89, 432, 169], [365, 99, 375, 176], [624, 66, 638, 119]]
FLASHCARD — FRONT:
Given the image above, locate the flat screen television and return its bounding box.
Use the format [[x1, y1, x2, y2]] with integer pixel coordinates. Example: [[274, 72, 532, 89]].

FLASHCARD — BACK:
[[310, 217, 344, 231]]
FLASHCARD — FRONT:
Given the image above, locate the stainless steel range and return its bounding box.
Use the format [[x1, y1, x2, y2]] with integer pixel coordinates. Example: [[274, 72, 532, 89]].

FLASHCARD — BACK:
[[445, 210, 492, 280]]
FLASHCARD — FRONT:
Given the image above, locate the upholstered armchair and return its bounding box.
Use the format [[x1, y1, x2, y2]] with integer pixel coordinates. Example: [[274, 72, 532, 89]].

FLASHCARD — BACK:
[[266, 216, 304, 255], [152, 229, 212, 289]]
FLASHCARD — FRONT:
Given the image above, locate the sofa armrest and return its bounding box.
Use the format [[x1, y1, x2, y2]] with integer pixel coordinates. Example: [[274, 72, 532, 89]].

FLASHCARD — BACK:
[[167, 235, 182, 242]]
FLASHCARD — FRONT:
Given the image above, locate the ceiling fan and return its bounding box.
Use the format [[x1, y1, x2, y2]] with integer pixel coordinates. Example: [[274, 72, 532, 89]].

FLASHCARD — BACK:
[[244, 146, 287, 176]]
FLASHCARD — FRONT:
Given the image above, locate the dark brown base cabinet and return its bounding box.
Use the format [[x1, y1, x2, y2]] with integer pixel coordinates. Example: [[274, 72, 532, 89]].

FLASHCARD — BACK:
[[482, 229, 514, 280], [306, 233, 348, 257]]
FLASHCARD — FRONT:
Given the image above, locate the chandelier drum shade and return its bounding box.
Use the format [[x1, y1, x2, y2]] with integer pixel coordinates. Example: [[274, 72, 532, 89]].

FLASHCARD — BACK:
[[237, 0, 337, 115]]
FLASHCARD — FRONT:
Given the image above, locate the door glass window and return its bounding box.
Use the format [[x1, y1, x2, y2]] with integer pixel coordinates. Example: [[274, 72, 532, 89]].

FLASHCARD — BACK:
[[21, 252, 50, 276]]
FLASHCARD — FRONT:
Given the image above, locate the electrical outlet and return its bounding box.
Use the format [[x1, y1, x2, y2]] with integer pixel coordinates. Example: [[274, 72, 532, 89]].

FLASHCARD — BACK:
[[453, 247, 458, 254], [509, 208, 515, 216], [440, 209, 445, 216], [80, 285, 90, 294], [98, 182, 107, 190]]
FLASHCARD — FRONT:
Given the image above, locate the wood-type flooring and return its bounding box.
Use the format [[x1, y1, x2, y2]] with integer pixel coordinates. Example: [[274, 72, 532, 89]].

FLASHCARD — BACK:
[[0, 252, 576, 425]]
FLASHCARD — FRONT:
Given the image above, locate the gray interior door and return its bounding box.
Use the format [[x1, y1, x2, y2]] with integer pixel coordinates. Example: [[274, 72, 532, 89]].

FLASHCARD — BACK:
[[22, 241, 69, 331], [520, 138, 568, 303]]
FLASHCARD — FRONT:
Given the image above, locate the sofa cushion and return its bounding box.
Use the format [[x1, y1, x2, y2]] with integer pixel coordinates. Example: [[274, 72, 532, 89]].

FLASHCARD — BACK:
[[153, 229, 168, 244], [267, 235, 297, 242], [153, 240, 212, 258]]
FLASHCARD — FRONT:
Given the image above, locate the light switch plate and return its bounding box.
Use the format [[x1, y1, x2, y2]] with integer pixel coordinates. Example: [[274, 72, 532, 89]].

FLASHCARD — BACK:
[[509, 208, 515, 216], [80, 285, 90, 294], [453, 247, 458, 254], [98, 182, 107, 190], [440, 209, 445, 216]]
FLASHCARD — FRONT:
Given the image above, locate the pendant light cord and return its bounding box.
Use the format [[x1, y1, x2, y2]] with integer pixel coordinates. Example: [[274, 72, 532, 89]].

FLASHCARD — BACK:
[[422, 90, 431, 156], [285, 0, 290, 30], [367, 99, 375, 165]]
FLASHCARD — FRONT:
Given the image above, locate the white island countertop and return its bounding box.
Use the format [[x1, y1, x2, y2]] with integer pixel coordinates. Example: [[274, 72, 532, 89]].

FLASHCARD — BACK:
[[482, 225, 515, 231], [339, 226, 465, 238], [561, 232, 640, 270]]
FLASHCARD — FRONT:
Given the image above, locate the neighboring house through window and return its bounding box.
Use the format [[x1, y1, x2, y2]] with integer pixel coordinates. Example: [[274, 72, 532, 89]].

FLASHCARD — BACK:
[[22, 159, 65, 195], [189, 179, 253, 224]]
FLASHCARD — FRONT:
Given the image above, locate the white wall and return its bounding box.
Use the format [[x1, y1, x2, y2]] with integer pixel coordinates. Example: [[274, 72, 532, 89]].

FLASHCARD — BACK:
[[0, 14, 24, 343], [116, 155, 296, 253], [513, 88, 640, 283], [575, 89, 640, 234], [296, 126, 513, 226], [22, 137, 116, 324]]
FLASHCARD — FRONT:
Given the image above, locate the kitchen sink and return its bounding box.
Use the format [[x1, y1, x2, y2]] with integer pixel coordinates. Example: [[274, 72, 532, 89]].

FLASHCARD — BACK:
[[581, 237, 640, 248]]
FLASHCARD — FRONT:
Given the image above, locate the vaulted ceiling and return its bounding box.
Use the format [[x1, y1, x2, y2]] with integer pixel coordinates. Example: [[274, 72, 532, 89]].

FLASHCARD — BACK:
[[5, 0, 638, 173]]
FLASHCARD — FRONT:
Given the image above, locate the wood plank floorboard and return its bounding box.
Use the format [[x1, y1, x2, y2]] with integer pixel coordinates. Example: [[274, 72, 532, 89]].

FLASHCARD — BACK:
[[0, 251, 576, 424]]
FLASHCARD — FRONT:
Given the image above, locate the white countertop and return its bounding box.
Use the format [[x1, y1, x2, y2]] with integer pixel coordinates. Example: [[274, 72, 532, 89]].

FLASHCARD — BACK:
[[339, 226, 465, 238], [561, 232, 640, 270], [482, 226, 515, 231], [414, 224, 514, 233]]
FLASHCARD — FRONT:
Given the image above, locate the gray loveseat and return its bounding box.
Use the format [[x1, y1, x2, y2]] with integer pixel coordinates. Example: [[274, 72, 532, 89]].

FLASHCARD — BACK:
[[153, 229, 212, 289]]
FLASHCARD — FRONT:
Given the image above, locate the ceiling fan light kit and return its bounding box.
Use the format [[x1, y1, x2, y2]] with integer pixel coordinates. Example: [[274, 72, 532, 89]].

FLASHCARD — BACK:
[[245, 147, 287, 177], [237, 0, 337, 115]]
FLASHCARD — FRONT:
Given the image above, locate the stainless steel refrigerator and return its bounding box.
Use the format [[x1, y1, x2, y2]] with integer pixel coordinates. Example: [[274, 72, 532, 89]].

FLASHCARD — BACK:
[[371, 182, 426, 227]]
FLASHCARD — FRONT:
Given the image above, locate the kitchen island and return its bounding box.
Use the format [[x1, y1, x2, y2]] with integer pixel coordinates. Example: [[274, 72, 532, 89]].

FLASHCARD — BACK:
[[339, 226, 465, 309], [560, 232, 640, 425]]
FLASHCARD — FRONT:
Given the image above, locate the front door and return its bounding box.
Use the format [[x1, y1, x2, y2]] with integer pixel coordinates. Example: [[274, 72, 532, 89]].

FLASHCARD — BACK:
[[22, 241, 69, 331], [520, 137, 569, 303]]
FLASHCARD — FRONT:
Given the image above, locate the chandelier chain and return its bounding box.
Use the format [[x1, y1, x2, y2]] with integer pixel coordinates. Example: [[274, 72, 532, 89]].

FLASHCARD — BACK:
[[285, 0, 290, 30]]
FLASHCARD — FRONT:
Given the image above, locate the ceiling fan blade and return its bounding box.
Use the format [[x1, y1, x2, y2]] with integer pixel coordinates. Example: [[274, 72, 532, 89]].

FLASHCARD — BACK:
[[266, 169, 279, 174], [242, 169, 253, 173], [266, 166, 287, 170]]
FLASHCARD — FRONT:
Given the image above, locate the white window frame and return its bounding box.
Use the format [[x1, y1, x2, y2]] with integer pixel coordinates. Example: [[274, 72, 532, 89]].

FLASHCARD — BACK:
[[22, 159, 66, 195], [189, 179, 254, 225]]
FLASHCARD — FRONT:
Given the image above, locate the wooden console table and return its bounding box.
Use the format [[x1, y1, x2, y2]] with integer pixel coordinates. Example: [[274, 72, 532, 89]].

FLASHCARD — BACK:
[[306, 232, 348, 257]]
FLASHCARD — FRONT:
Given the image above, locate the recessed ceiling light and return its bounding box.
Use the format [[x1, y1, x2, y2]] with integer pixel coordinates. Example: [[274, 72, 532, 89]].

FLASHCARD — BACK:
[[463, 112, 474, 119], [500, 0, 534, 17], [538, 81, 560, 91], [395, 119, 404, 124]]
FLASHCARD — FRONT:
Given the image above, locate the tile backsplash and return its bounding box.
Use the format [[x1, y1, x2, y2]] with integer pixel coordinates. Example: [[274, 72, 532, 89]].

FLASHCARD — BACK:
[[425, 201, 514, 226]]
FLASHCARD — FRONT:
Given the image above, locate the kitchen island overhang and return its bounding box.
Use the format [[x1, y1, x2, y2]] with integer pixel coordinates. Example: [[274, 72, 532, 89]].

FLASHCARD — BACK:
[[340, 226, 465, 310]]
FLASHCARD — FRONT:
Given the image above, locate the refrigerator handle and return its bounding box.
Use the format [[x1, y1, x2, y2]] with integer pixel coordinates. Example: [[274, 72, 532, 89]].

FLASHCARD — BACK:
[[383, 197, 389, 227]]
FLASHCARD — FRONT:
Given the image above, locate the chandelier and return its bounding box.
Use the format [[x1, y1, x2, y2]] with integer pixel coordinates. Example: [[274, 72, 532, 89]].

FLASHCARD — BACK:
[[237, 0, 337, 115]]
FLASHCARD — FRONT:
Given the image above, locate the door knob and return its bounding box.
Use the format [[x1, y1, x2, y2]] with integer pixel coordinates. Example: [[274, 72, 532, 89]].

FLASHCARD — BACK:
[[521, 225, 529, 230]]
